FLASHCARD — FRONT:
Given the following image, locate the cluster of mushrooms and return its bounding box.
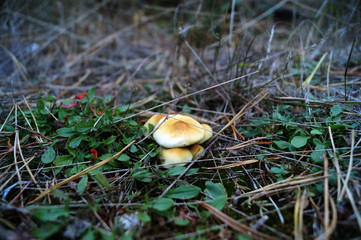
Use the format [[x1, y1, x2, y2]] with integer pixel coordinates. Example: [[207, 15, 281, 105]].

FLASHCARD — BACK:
[[144, 114, 212, 168]]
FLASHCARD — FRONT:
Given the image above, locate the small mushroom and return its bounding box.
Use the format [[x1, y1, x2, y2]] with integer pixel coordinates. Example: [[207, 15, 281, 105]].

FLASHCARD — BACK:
[[188, 144, 205, 160], [160, 147, 193, 168], [143, 114, 164, 134], [153, 114, 204, 148], [198, 124, 212, 144]]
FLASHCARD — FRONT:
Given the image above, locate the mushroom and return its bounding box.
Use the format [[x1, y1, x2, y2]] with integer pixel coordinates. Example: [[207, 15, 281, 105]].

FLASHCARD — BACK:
[[153, 114, 204, 148], [188, 144, 205, 160], [198, 124, 212, 144], [160, 147, 193, 168], [143, 114, 164, 134]]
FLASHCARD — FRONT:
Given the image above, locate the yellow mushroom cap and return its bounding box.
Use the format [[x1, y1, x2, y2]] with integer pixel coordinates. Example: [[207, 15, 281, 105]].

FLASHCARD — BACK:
[[153, 114, 204, 148], [144, 114, 164, 134], [188, 144, 205, 160], [198, 124, 212, 144], [160, 147, 193, 168]]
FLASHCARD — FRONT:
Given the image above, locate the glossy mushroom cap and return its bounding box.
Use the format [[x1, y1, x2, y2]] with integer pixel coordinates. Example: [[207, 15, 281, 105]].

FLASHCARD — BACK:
[[153, 114, 204, 148], [143, 114, 164, 134], [188, 144, 205, 160], [198, 124, 212, 144], [160, 147, 193, 168]]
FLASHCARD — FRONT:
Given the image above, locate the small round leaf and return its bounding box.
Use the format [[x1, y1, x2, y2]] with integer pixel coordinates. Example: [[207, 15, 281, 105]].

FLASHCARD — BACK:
[[291, 136, 310, 148]]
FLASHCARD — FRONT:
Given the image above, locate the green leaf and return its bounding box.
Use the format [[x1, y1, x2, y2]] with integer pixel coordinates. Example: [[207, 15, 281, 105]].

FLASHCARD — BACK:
[[270, 167, 282, 174], [137, 213, 151, 223], [99, 153, 113, 160], [128, 120, 138, 126], [291, 136, 310, 148], [271, 165, 289, 175], [185, 168, 199, 176], [32, 207, 69, 221], [74, 123, 93, 133], [53, 155, 73, 166], [204, 181, 226, 199], [181, 104, 191, 114], [313, 138, 326, 150], [57, 127, 76, 137], [174, 218, 190, 226], [41, 147, 56, 164], [77, 175, 88, 194], [151, 198, 174, 211], [123, 136, 135, 144], [273, 140, 289, 149], [132, 170, 152, 182], [41, 95, 55, 102], [330, 105, 342, 117], [81, 228, 95, 240], [167, 167, 199, 176], [167, 167, 186, 176], [36, 99, 48, 115], [311, 151, 324, 163], [211, 196, 228, 210], [117, 154, 130, 162], [117, 105, 128, 113], [33, 222, 63, 238], [166, 185, 201, 199], [95, 173, 111, 190], [87, 87, 97, 99], [103, 135, 117, 145], [69, 136, 83, 148], [130, 145, 138, 153], [237, 234, 252, 240], [204, 181, 227, 210], [310, 129, 323, 135]]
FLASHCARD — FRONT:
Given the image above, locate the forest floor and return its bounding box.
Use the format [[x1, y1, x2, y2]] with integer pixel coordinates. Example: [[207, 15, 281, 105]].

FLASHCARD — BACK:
[[1, 1, 361, 239]]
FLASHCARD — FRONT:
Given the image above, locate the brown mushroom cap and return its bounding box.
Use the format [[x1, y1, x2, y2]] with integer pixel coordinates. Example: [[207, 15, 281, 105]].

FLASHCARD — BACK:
[[143, 114, 164, 134], [153, 114, 204, 148], [188, 144, 205, 160], [160, 147, 193, 168], [198, 124, 212, 144]]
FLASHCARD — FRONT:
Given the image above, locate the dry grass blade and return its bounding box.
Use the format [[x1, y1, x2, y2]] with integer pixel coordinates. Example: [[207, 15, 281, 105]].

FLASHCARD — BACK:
[[131, 94, 157, 108], [17, 104, 42, 143], [57, 68, 91, 98], [294, 190, 302, 240], [112, 71, 259, 124], [340, 130, 355, 198], [12, 105, 25, 206], [302, 53, 328, 90], [14, 127, 42, 196], [0, 106, 14, 132], [27, 140, 136, 205], [209, 89, 269, 143], [199, 201, 279, 240], [323, 153, 330, 236], [294, 190, 308, 240], [226, 136, 272, 150], [13, 131, 23, 206], [207, 159, 259, 169], [326, 52, 333, 97], [328, 126, 342, 201], [0, 156, 35, 193], [65, 11, 166, 69], [0, 45, 29, 82], [237, 173, 325, 199], [340, 176, 361, 231], [316, 194, 337, 240]]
